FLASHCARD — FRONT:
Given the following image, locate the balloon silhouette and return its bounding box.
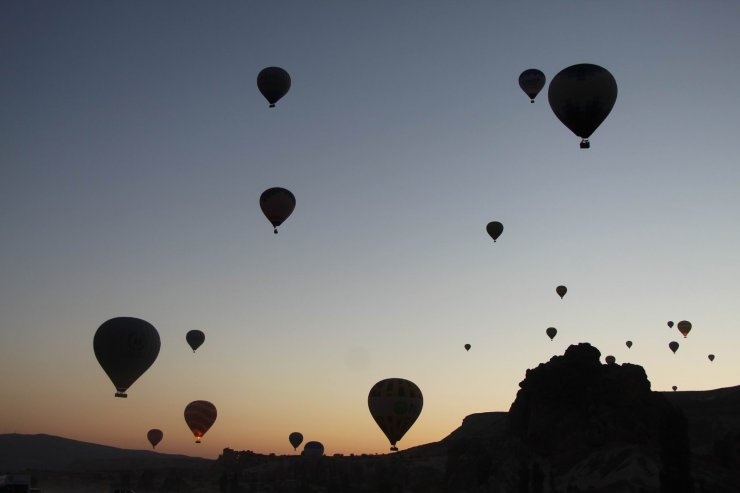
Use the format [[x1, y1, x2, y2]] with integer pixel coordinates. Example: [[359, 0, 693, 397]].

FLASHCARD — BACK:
[[257, 67, 291, 108], [546, 327, 557, 341], [669, 341, 679, 354], [548, 64, 617, 148], [672, 386, 678, 391], [260, 187, 296, 234], [368, 378, 423, 451], [605, 355, 616, 365], [556, 285, 567, 299], [147, 429, 163, 449], [186, 330, 205, 353], [289, 432, 303, 451], [518, 69, 546, 103], [626, 340, 632, 349], [93, 317, 161, 398], [486, 222, 503, 242], [708, 354, 715, 362], [303, 441, 324, 457], [184, 400, 217, 443], [677, 320, 692, 338], [667, 321, 674, 329], [464, 344, 471, 352]]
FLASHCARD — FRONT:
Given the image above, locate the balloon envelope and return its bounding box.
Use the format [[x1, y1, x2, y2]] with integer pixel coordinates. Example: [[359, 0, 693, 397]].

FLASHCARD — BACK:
[[186, 330, 205, 352], [556, 285, 567, 299], [368, 378, 423, 451], [464, 344, 471, 352], [626, 340, 632, 349], [257, 67, 291, 107], [93, 317, 161, 398], [260, 187, 296, 233], [605, 355, 616, 365], [147, 429, 163, 449], [546, 327, 557, 340], [667, 321, 674, 329], [677, 320, 692, 338], [548, 64, 617, 147], [708, 354, 715, 362], [669, 341, 679, 354], [672, 386, 677, 391], [303, 441, 324, 457], [289, 432, 303, 451], [518, 69, 546, 102], [486, 222, 503, 242], [184, 400, 217, 443]]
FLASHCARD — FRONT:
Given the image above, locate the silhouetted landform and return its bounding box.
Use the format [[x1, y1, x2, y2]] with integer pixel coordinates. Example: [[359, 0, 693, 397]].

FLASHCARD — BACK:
[[5, 344, 740, 492]]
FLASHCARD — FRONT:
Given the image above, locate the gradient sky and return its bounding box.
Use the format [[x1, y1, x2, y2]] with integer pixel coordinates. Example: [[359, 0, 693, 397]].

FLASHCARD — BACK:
[[2, 1, 740, 459]]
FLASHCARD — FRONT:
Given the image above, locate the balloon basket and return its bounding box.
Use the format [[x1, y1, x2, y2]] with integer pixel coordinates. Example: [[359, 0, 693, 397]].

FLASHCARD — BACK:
[[115, 392, 127, 398]]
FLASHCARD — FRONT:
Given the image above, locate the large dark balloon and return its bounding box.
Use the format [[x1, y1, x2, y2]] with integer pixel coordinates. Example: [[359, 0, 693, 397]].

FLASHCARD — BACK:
[[605, 355, 616, 365], [147, 429, 163, 449], [546, 327, 557, 341], [368, 378, 423, 451], [93, 317, 161, 398], [667, 321, 674, 329], [677, 320, 692, 338], [257, 67, 291, 108], [548, 64, 617, 148], [486, 221, 503, 242], [186, 330, 205, 353], [303, 441, 324, 457], [626, 340, 633, 349], [556, 285, 567, 299], [464, 344, 471, 352], [519, 69, 546, 103], [669, 341, 679, 354], [260, 187, 296, 234], [708, 354, 715, 362], [289, 432, 303, 451], [184, 400, 217, 443]]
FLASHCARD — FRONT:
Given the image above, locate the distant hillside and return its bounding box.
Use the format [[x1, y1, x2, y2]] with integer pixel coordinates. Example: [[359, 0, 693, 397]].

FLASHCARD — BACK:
[[0, 433, 211, 472]]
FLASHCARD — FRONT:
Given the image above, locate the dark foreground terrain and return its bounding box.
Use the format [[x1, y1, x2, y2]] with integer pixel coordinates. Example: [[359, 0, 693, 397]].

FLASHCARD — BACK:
[[3, 343, 740, 492]]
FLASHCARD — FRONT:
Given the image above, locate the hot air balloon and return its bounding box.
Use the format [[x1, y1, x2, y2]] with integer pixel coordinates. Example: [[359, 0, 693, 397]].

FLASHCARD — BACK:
[[605, 355, 616, 365], [303, 441, 324, 457], [147, 429, 163, 449], [260, 187, 296, 234], [708, 354, 715, 362], [626, 340, 632, 349], [184, 400, 217, 443], [677, 321, 692, 338], [93, 317, 161, 398], [667, 321, 674, 329], [556, 285, 567, 299], [186, 330, 205, 353], [289, 432, 303, 451], [672, 386, 677, 392], [257, 67, 291, 108], [464, 344, 471, 352], [546, 327, 557, 341], [518, 69, 546, 103], [548, 64, 617, 148], [486, 221, 503, 242], [669, 341, 679, 354], [368, 378, 423, 451]]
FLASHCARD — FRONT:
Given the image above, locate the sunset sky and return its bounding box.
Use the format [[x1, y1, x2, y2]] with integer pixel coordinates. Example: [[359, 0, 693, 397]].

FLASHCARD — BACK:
[[2, 1, 740, 459]]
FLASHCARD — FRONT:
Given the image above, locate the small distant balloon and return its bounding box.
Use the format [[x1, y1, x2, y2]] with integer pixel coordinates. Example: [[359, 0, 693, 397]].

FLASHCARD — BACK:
[[486, 222, 503, 242], [184, 400, 217, 443], [303, 441, 324, 457], [667, 321, 674, 329], [672, 386, 677, 392], [186, 330, 205, 353], [546, 327, 557, 341], [708, 354, 715, 362], [605, 355, 616, 365], [464, 344, 471, 352], [257, 67, 291, 108], [518, 69, 546, 103], [260, 187, 296, 234], [669, 341, 679, 354], [677, 320, 692, 338], [556, 285, 567, 299], [147, 429, 163, 449], [625, 340, 632, 349], [289, 432, 303, 451]]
